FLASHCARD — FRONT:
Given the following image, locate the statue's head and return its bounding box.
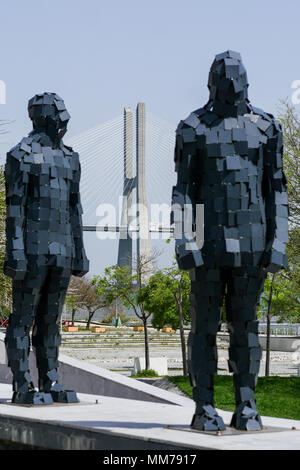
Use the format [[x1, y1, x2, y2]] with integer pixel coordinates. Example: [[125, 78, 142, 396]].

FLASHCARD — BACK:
[[208, 50, 249, 105], [28, 92, 70, 139]]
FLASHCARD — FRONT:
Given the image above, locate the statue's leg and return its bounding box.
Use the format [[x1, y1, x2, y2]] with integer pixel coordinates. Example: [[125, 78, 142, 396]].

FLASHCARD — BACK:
[[32, 266, 77, 403], [226, 267, 266, 430], [4, 268, 53, 404], [188, 266, 226, 431]]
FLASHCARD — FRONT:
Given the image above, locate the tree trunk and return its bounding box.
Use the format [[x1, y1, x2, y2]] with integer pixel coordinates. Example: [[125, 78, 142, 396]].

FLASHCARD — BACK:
[[174, 285, 188, 376], [142, 315, 150, 370], [71, 308, 76, 326], [86, 310, 95, 330], [265, 273, 276, 377]]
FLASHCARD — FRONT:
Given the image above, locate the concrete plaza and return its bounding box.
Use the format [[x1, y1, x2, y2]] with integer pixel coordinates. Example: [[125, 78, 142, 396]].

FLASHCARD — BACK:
[[0, 383, 299, 450]]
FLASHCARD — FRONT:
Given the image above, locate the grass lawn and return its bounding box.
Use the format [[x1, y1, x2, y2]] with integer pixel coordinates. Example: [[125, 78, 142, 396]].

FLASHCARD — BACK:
[[169, 375, 300, 421]]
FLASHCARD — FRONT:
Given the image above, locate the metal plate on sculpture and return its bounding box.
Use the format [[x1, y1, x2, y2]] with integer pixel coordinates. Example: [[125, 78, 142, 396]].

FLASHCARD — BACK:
[[165, 425, 291, 436], [3, 400, 99, 408]]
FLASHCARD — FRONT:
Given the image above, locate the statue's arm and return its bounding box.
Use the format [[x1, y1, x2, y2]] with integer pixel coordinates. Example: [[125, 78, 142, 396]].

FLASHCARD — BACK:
[[3, 150, 28, 280], [171, 131, 204, 271], [262, 120, 289, 273], [69, 154, 89, 277]]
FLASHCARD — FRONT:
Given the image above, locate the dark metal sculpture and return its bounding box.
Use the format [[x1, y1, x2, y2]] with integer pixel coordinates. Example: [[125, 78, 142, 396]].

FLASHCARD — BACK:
[[172, 50, 289, 431], [4, 92, 89, 404]]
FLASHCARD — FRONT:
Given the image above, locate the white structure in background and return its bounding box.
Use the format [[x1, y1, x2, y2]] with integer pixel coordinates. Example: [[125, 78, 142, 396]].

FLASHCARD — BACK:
[[132, 356, 168, 376], [135, 103, 153, 281]]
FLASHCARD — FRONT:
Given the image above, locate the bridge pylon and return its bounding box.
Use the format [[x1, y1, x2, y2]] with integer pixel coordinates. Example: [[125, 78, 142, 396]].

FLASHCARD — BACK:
[[117, 103, 153, 282], [117, 107, 135, 271]]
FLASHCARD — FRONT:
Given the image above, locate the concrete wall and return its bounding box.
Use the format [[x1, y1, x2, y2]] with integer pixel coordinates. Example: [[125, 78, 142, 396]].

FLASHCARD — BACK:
[[0, 414, 194, 450], [258, 335, 300, 353]]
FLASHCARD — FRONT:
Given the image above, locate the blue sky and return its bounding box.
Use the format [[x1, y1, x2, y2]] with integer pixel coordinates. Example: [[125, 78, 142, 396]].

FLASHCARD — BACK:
[[0, 0, 298, 274], [1, 0, 299, 146]]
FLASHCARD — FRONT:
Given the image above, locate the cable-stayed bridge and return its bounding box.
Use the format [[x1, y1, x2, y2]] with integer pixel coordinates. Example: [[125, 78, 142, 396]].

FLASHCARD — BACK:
[[65, 104, 177, 276]]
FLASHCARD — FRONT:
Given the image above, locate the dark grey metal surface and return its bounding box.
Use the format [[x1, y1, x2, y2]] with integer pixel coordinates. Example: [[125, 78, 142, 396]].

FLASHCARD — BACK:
[[3, 92, 89, 403], [172, 50, 289, 431]]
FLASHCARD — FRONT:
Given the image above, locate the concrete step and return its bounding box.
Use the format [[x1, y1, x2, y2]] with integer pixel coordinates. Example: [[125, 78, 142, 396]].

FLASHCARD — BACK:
[[61, 341, 227, 351], [61, 336, 189, 343], [60, 331, 186, 338], [61, 336, 186, 342], [61, 338, 183, 343], [60, 345, 179, 350], [61, 339, 186, 346], [59, 330, 229, 350], [60, 343, 182, 348]]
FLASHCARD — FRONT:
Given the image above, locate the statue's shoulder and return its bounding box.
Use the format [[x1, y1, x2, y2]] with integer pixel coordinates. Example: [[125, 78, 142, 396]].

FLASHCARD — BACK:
[[60, 142, 78, 158], [176, 106, 215, 143], [61, 144, 80, 175], [6, 137, 35, 165], [244, 106, 281, 136], [62, 143, 74, 155]]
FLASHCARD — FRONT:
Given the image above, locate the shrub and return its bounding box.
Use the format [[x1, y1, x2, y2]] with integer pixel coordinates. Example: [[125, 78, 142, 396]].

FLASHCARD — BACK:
[[132, 369, 159, 378]]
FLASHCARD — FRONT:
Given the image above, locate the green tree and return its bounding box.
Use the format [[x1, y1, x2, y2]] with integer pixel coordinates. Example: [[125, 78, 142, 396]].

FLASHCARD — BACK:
[[65, 276, 84, 326], [259, 273, 300, 323], [278, 101, 300, 227], [258, 101, 300, 376], [81, 278, 107, 330], [92, 264, 153, 369], [138, 265, 191, 375], [258, 272, 300, 376], [277, 101, 300, 290], [0, 165, 12, 320], [65, 275, 107, 329]]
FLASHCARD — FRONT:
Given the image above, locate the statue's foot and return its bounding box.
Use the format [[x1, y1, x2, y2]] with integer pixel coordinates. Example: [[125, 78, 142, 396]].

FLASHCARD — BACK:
[[39, 373, 79, 403], [191, 404, 226, 431], [50, 389, 79, 403], [12, 391, 53, 405], [230, 400, 263, 431]]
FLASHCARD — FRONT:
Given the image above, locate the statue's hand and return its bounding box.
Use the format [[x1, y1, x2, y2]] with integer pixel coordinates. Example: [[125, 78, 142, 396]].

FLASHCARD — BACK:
[[261, 240, 288, 274], [71, 269, 88, 278], [3, 259, 27, 280], [175, 238, 204, 271], [71, 255, 89, 278]]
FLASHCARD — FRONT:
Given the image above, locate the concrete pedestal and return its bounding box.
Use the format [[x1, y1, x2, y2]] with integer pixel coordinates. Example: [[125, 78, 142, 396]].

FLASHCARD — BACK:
[[0, 383, 299, 450]]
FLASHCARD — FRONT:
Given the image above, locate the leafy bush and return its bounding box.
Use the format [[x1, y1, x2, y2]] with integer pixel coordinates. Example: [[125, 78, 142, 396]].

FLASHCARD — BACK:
[[132, 369, 159, 378]]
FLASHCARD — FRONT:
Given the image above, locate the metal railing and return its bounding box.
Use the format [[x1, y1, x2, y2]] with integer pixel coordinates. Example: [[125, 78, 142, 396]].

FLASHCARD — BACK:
[[258, 323, 300, 336], [220, 323, 300, 336]]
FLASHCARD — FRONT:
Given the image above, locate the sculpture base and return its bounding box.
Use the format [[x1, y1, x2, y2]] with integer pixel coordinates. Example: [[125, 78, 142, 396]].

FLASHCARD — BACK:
[[191, 405, 226, 431], [50, 390, 79, 403], [0, 384, 297, 450], [12, 391, 53, 405], [230, 400, 263, 431], [168, 424, 288, 436]]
